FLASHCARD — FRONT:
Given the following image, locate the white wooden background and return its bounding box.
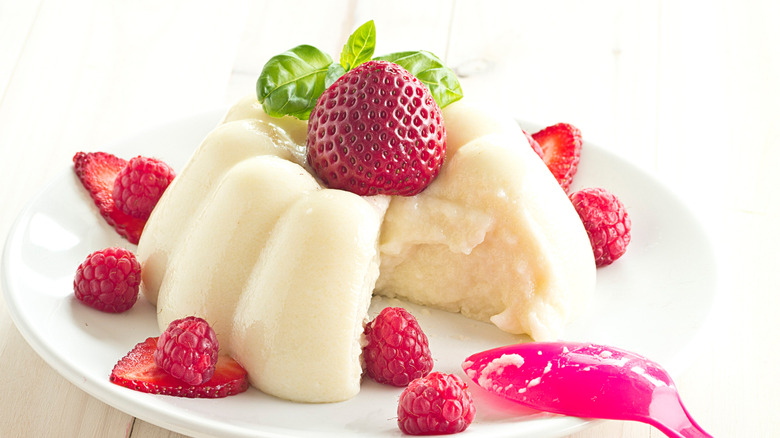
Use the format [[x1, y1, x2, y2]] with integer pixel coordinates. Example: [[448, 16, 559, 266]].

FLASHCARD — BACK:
[[1, 0, 778, 436]]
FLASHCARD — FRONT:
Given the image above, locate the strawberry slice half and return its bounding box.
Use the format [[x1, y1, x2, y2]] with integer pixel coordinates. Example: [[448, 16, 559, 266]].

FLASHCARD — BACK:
[[523, 129, 545, 160], [73, 152, 146, 244], [110, 337, 249, 398], [531, 123, 583, 192]]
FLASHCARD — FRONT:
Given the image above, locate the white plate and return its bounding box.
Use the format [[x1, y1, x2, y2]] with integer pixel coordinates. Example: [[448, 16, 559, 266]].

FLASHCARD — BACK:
[[2, 110, 719, 438]]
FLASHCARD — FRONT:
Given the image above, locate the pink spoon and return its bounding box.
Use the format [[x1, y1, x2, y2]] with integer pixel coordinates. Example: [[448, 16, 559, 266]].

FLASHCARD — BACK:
[[462, 342, 711, 438]]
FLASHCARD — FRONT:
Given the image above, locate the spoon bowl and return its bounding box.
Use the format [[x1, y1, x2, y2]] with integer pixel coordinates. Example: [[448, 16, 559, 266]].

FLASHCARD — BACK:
[[462, 342, 711, 438]]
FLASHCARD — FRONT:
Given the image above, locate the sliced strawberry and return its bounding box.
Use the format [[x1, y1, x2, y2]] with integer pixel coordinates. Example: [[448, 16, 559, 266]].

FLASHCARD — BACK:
[[110, 337, 249, 398], [523, 129, 544, 160], [531, 123, 583, 192], [73, 152, 146, 244]]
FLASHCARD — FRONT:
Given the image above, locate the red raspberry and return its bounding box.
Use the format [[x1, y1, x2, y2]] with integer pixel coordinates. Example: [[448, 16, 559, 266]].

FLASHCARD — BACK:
[[154, 316, 219, 386], [363, 307, 433, 387], [569, 187, 632, 267], [397, 372, 476, 435], [73, 247, 140, 313], [307, 60, 446, 196], [112, 156, 175, 219]]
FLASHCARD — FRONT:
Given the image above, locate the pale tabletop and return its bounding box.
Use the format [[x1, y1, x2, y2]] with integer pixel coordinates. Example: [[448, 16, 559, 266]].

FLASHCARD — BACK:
[[1, 1, 778, 437]]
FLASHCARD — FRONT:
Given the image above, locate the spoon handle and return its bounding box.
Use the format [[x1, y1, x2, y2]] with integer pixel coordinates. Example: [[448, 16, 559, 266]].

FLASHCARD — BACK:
[[645, 387, 712, 438]]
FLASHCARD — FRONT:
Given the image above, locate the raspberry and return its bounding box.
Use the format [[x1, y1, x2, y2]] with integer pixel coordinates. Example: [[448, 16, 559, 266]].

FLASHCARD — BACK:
[[363, 307, 433, 387], [154, 316, 219, 386], [112, 156, 175, 219], [73, 247, 141, 313], [569, 187, 632, 267], [307, 60, 446, 196], [397, 372, 476, 435]]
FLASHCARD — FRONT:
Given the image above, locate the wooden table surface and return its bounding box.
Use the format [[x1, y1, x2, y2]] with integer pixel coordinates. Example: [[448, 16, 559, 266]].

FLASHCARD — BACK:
[[1, 1, 778, 437]]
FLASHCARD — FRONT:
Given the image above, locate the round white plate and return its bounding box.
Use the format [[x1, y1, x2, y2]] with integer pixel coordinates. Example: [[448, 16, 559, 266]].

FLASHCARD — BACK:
[[2, 110, 719, 437]]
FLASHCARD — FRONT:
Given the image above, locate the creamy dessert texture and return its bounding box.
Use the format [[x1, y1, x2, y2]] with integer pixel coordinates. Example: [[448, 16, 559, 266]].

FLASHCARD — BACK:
[[136, 95, 596, 403], [377, 102, 595, 340]]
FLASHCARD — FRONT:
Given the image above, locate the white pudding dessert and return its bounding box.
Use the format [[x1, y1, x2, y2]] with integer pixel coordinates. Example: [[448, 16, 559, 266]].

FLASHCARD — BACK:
[[136, 95, 595, 403]]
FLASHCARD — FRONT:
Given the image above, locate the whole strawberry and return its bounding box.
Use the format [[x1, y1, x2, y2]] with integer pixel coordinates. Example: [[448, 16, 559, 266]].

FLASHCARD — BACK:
[[569, 187, 631, 267], [73, 247, 141, 313], [397, 372, 476, 435], [154, 316, 220, 386], [306, 60, 446, 196], [363, 307, 433, 387], [113, 156, 175, 219]]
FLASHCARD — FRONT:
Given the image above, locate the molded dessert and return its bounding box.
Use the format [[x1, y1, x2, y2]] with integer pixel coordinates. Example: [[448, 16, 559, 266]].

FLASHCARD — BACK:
[[136, 96, 596, 403]]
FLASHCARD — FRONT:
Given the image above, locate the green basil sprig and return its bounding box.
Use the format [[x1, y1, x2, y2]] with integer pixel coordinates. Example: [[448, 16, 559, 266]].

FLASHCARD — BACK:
[[374, 51, 464, 109], [256, 45, 332, 120], [325, 63, 347, 90], [340, 20, 376, 71], [256, 20, 463, 120]]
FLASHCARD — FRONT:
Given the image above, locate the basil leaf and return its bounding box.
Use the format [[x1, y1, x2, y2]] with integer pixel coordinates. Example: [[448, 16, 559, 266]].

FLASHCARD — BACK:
[[256, 44, 333, 120], [375, 50, 463, 108], [325, 62, 347, 89], [340, 20, 376, 71]]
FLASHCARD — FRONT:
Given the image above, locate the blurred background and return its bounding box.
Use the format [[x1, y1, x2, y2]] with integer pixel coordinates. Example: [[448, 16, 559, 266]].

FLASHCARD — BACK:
[[1, 1, 778, 437]]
